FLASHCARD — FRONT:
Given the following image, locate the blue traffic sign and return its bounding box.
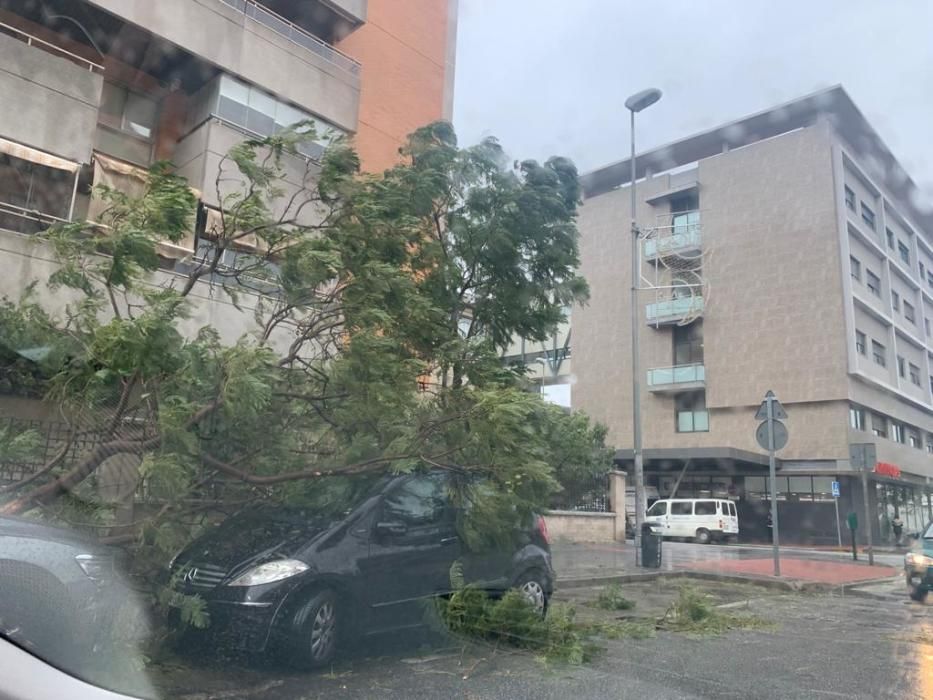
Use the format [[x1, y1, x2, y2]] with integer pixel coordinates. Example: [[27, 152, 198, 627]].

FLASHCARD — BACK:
[[831, 480, 840, 498]]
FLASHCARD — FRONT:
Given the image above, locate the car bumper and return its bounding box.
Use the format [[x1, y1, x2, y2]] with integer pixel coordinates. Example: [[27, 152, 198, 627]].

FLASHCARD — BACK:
[[905, 565, 933, 591]]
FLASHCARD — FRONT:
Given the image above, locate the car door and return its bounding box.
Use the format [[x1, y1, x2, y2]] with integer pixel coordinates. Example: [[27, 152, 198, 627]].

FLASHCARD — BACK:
[[668, 500, 693, 537], [361, 472, 460, 631], [645, 500, 669, 537]]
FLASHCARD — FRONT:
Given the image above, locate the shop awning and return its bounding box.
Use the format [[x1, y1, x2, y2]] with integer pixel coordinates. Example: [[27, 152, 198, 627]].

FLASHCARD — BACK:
[[0, 137, 80, 173]]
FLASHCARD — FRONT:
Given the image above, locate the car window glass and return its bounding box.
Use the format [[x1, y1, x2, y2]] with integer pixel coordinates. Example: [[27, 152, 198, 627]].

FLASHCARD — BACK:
[[647, 501, 667, 516], [694, 501, 716, 515], [383, 473, 449, 526], [729, 502, 737, 517], [670, 502, 692, 515]]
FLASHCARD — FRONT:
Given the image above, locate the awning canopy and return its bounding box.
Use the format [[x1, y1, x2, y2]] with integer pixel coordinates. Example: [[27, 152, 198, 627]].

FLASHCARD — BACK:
[[0, 137, 80, 173]]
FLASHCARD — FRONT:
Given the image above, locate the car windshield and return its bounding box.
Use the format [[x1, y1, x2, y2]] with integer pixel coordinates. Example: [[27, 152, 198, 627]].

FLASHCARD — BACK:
[[2, 1, 933, 699]]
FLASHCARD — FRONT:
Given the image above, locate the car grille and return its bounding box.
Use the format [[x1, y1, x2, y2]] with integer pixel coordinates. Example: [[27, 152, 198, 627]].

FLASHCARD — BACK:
[[174, 562, 229, 590]]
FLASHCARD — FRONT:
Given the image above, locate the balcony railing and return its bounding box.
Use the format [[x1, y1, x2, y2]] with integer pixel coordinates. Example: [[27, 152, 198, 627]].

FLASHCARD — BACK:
[[644, 226, 701, 259], [677, 410, 709, 433], [646, 296, 704, 325], [220, 0, 361, 75], [647, 363, 705, 392], [0, 21, 104, 73]]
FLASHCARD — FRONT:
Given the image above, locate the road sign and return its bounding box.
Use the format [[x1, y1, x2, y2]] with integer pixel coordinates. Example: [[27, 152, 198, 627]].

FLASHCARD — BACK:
[[831, 480, 840, 497], [756, 419, 788, 451], [754, 390, 787, 420]]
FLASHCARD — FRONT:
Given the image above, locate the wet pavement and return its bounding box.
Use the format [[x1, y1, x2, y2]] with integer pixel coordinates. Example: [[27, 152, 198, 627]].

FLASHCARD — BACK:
[[552, 540, 903, 584]]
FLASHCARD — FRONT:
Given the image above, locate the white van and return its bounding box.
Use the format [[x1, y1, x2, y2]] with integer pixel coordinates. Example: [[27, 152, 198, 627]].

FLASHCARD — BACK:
[[644, 498, 739, 544]]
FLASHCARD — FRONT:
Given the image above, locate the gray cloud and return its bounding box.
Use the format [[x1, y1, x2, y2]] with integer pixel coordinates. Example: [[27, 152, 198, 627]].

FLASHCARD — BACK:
[[453, 0, 933, 201]]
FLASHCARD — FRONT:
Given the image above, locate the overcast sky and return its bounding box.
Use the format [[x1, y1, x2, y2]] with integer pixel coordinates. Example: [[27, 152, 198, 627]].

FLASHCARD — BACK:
[[452, 0, 933, 200]]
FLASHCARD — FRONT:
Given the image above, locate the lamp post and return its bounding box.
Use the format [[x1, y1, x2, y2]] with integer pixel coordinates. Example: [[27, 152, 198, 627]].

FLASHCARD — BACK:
[[624, 88, 662, 565]]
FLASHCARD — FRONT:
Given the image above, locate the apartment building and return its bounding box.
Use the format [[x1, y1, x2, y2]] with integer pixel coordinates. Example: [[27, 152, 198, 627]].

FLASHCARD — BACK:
[[574, 86, 933, 544]]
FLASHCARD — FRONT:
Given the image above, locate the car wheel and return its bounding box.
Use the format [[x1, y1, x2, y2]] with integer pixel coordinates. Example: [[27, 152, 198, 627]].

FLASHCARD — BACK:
[[514, 570, 549, 616], [694, 528, 711, 545], [294, 590, 340, 669], [908, 584, 928, 603]]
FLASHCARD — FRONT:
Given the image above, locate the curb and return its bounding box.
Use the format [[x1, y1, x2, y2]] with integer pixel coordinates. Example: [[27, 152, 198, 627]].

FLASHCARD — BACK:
[[557, 570, 901, 593]]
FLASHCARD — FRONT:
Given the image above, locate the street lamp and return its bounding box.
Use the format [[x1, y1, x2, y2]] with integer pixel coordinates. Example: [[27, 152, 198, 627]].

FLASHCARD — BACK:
[[625, 88, 662, 565]]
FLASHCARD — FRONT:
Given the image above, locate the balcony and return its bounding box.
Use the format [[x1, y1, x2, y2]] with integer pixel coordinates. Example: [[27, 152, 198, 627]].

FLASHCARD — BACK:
[[646, 363, 705, 394], [646, 296, 704, 326], [644, 211, 701, 262]]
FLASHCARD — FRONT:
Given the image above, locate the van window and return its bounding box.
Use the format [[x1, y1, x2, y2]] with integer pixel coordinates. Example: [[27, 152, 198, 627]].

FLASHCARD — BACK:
[[694, 500, 717, 515], [647, 501, 667, 517], [670, 501, 692, 515], [728, 502, 737, 517]]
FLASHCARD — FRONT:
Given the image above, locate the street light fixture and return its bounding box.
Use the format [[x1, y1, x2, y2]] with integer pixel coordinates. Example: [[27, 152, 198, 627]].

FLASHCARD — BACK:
[[626, 87, 662, 566]]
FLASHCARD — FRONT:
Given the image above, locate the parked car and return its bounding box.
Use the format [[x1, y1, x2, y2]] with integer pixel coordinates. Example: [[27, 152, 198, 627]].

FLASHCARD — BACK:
[[905, 521, 933, 602], [168, 470, 555, 668], [644, 498, 739, 544], [0, 515, 123, 674]]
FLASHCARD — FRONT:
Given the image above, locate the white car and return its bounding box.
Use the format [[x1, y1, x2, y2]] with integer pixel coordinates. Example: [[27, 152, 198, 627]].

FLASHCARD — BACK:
[[644, 498, 739, 544]]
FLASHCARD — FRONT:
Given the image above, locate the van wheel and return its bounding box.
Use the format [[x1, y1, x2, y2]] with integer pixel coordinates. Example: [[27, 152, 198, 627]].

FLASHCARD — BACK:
[[291, 590, 340, 669], [694, 528, 711, 545]]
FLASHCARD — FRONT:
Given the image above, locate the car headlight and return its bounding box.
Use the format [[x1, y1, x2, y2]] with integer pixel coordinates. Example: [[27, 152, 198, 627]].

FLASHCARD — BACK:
[[905, 552, 933, 567], [75, 554, 114, 581], [227, 559, 309, 587]]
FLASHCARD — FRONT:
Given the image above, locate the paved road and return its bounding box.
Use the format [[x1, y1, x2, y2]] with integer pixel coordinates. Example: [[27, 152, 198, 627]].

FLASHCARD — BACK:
[[152, 579, 932, 699], [552, 539, 905, 581]]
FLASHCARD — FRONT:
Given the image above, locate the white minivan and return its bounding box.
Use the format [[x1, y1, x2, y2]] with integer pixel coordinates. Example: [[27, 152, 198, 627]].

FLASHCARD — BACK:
[[644, 498, 739, 544]]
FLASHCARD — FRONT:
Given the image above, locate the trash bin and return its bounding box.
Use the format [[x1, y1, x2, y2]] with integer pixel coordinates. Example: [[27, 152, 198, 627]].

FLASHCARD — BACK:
[[641, 523, 662, 569]]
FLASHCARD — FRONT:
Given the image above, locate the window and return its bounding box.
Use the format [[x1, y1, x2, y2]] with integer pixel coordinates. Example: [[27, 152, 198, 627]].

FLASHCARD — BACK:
[[382, 473, 450, 526], [927, 437, 933, 455], [927, 270, 933, 290], [855, 330, 866, 355], [925, 319, 931, 338], [897, 355, 906, 377], [905, 301, 916, 324], [788, 476, 814, 502], [728, 502, 736, 517], [844, 185, 856, 211], [861, 202, 876, 230], [910, 363, 921, 386], [872, 340, 886, 366], [812, 477, 836, 502], [670, 502, 693, 515], [866, 270, 881, 296], [886, 228, 895, 249], [673, 323, 703, 365], [920, 261, 925, 280], [909, 432, 922, 449], [892, 422, 906, 444], [99, 82, 158, 139], [675, 392, 709, 433], [898, 241, 911, 266], [849, 256, 861, 282], [646, 501, 667, 517], [694, 500, 716, 515], [849, 406, 865, 431], [891, 290, 900, 312], [871, 413, 887, 438]]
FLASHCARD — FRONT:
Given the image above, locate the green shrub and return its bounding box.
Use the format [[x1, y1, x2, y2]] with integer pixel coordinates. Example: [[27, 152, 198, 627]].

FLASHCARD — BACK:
[[590, 584, 636, 611]]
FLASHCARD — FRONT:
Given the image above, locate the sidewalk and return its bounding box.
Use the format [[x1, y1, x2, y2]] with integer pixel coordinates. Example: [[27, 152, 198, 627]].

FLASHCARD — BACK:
[[552, 540, 899, 588]]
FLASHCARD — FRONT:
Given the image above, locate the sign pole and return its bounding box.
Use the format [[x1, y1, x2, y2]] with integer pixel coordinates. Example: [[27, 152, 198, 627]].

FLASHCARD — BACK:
[[860, 468, 874, 566], [767, 394, 781, 577], [833, 490, 842, 549]]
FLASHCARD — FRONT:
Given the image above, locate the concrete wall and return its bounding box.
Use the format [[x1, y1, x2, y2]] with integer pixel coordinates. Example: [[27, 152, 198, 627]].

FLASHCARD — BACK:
[[327, 0, 367, 23], [544, 511, 615, 543], [574, 123, 851, 462], [337, 0, 454, 171], [86, 0, 360, 132], [0, 33, 102, 163]]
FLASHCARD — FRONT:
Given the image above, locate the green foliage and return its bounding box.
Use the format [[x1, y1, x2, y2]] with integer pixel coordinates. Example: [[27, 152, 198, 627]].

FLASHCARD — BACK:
[[0, 426, 42, 464], [589, 584, 636, 611], [658, 586, 772, 635]]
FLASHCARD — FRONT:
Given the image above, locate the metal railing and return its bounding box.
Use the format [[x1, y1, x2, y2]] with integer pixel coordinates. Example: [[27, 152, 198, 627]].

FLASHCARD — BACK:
[[643, 211, 702, 258], [0, 201, 71, 235], [646, 295, 704, 323], [647, 363, 705, 387], [220, 0, 361, 75], [0, 21, 104, 72], [551, 472, 611, 513]]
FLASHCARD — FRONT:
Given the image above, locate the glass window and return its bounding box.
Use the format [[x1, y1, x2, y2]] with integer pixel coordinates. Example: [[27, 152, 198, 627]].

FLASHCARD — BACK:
[[694, 500, 716, 515], [844, 185, 856, 211], [788, 476, 813, 501], [246, 87, 277, 135], [382, 473, 449, 526], [925, 319, 931, 338], [813, 477, 835, 502], [909, 363, 921, 386], [670, 502, 693, 515], [217, 75, 250, 125], [904, 301, 916, 323], [891, 291, 900, 312], [855, 330, 866, 355], [675, 392, 708, 432], [275, 101, 307, 132], [850, 256, 861, 281], [872, 413, 888, 438], [897, 355, 906, 377], [123, 93, 158, 138], [646, 501, 667, 516], [898, 241, 910, 265], [886, 228, 895, 249], [673, 323, 703, 364], [744, 477, 768, 500], [866, 270, 881, 296], [872, 340, 886, 366], [909, 431, 922, 449], [849, 406, 865, 430], [927, 270, 933, 290], [861, 202, 876, 230], [892, 422, 906, 444], [728, 502, 736, 516]]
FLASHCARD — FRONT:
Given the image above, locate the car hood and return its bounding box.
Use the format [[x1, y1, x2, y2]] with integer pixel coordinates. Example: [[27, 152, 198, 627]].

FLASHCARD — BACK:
[[0, 515, 106, 552], [176, 512, 341, 572]]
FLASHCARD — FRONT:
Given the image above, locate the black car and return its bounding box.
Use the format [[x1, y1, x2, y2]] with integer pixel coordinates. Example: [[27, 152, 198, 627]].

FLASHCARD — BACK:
[[169, 470, 554, 667], [0, 515, 122, 673]]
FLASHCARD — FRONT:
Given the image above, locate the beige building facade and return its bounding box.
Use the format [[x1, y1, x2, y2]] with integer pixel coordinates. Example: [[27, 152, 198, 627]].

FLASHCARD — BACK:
[[574, 86, 933, 544]]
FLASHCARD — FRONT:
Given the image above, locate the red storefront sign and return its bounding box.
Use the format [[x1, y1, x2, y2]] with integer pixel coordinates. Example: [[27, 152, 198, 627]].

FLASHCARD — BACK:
[[873, 462, 902, 479]]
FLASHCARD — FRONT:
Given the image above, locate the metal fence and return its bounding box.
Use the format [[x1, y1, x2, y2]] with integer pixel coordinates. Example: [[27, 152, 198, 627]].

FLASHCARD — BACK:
[[551, 472, 611, 512], [0, 418, 92, 484]]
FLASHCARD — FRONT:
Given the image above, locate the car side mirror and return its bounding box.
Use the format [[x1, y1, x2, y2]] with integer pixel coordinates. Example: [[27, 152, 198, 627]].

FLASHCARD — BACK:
[[374, 521, 407, 538]]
